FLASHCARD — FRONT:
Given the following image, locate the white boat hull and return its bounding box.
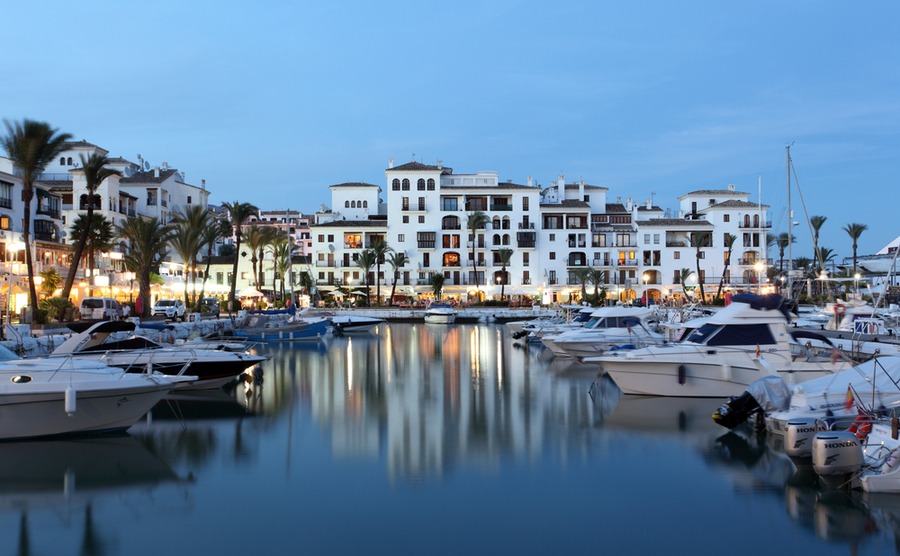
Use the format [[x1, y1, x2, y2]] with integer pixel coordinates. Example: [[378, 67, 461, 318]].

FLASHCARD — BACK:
[[0, 374, 189, 440], [600, 352, 838, 397], [424, 313, 456, 324]]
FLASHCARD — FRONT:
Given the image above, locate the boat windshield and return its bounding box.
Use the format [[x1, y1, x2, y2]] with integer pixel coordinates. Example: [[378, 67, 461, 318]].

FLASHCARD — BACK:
[[0, 344, 20, 361], [684, 323, 776, 346]]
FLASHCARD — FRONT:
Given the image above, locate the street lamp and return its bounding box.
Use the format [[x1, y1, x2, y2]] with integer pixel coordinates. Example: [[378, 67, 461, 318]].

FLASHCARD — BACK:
[[4, 241, 25, 338], [642, 272, 649, 305], [854, 273, 861, 299], [754, 261, 764, 294]]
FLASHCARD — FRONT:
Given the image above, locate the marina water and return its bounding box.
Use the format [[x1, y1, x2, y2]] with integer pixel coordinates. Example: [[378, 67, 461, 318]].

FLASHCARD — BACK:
[[1, 322, 898, 555]]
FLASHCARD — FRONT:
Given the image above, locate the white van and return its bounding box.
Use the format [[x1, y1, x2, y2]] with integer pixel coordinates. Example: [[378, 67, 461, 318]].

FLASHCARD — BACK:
[[80, 297, 123, 320]]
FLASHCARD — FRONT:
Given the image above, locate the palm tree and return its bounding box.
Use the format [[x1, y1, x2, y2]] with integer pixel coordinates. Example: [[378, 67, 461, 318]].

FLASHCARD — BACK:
[[775, 232, 795, 273], [810, 215, 827, 264], [588, 268, 607, 302], [69, 213, 115, 294], [222, 201, 259, 312], [387, 251, 409, 306], [816, 246, 837, 298], [39, 268, 63, 297], [369, 239, 393, 305], [356, 249, 376, 306], [572, 267, 590, 303], [430, 272, 446, 300], [466, 211, 488, 292], [197, 217, 230, 302], [843, 223, 868, 276], [117, 217, 172, 319], [496, 248, 514, 301], [715, 233, 737, 301], [244, 226, 266, 288], [60, 154, 121, 302], [679, 267, 694, 299], [1, 119, 72, 321], [267, 236, 291, 303], [691, 231, 711, 302], [168, 219, 203, 307], [173, 205, 209, 306]]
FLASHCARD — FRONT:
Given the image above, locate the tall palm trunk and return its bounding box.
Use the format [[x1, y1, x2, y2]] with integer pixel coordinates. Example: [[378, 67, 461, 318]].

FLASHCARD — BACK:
[[23, 192, 38, 319]]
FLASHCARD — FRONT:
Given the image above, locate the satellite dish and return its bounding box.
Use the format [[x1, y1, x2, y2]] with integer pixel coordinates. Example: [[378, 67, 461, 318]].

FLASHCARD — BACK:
[[328, 244, 335, 253], [143, 161, 150, 170]]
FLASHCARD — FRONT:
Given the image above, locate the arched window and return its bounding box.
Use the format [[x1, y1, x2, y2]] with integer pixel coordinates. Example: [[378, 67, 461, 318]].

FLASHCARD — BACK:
[[443, 252, 461, 267], [351, 200, 357, 208], [493, 234, 501, 245], [503, 234, 510, 246], [392, 179, 401, 191], [59, 157, 65, 165], [417, 178, 425, 191], [502, 217, 511, 230], [427, 178, 435, 191], [442, 215, 460, 230], [363, 200, 368, 208], [402, 178, 410, 191], [753, 214, 759, 227], [492, 217, 500, 230], [345, 200, 350, 208], [67, 157, 73, 165], [744, 214, 751, 227]]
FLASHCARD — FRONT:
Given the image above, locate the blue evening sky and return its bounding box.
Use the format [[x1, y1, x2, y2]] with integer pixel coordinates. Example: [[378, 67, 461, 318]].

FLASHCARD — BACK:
[[2, 1, 898, 261]]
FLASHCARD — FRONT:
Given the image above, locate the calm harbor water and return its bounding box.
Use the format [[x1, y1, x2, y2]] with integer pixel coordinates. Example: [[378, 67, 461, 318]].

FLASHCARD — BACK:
[[2, 322, 900, 555]]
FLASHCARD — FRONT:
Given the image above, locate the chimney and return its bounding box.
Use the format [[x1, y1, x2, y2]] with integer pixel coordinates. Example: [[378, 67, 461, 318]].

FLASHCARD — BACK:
[[162, 161, 168, 171], [527, 176, 533, 187], [646, 199, 652, 209], [728, 183, 736, 191], [153, 166, 160, 178], [388, 157, 394, 169], [201, 179, 206, 189]]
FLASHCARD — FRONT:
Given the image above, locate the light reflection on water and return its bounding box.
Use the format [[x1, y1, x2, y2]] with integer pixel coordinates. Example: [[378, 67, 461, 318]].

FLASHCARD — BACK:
[[1, 322, 900, 555]]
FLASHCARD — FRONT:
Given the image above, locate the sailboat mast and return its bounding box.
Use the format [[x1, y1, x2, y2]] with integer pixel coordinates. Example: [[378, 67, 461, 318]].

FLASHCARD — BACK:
[[786, 145, 793, 300]]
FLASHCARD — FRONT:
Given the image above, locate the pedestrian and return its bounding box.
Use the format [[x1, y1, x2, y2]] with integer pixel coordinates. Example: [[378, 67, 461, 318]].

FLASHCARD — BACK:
[[122, 303, 132, 320]]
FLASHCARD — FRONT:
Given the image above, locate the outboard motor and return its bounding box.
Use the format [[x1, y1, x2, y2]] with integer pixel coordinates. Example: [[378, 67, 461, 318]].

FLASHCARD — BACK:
[[712, 375, 791, 429], [812, 431, 863, 489], [783, 418, 823, 459]]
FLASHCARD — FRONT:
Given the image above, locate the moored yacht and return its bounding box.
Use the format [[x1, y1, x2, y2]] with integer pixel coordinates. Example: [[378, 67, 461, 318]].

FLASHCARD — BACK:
[[50, 321, 267, 390], [424, 303, 457, 324], [0, 343, 194, 440], [540, 306, 663, 359], [589, 293, 852, 397]]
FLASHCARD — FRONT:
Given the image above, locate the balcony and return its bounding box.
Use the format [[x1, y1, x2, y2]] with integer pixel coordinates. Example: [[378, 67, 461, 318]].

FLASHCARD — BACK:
[[442, 224, 461, 230], [567, 241, 587, 248], [418, 241, 436, 249], [518, 222, 534, 229], [490, 204, 513, 211], [0, 198, 11, 209], [666, 241, 687, 247]]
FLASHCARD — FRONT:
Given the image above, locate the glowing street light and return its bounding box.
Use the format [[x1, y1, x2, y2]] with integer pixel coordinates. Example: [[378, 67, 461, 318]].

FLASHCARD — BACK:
[[754, 261, 764, 294], [4, 241, 25, 338]]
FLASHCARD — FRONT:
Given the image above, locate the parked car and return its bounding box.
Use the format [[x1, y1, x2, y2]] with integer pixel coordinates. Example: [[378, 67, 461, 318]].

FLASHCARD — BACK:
[[152, 298, 186, 321], [80, 297, 123, 321], [199, 297, 220, 318]]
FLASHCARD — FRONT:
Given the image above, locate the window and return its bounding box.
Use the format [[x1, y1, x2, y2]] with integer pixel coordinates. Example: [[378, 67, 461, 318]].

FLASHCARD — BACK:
[[403, 215, 409, 223], [67, 157, 73, 165], [418, 215, 425, 224], [549, 252, 556, 260], [417, 178, 425, 191], [351, 200, 356, 208], [674, 251, 680, 260], [59, 157, 65, 165], [427, 178, 435, 190], [653, 234, 660, 245], [327, 235, 334, 242], [523, 197, 529, 210], [441, 197, 458, 211], [724, 214, 730, 223], [0, 216, 9, 230], [187, 196, 192, 204], [216, 272, 224, 285], [392, 179, 400, 191], [398, 234, 405, 242], [345, 200, 350, 208], [402, 197, 409, 210], [363, 201, 368, 208], [402, 179, 410, 191], [643, 234, 650, 244], [0, 182, 12, 209], [318, 234, 324, 242], [423, 253, 430, 267], [523, 252, 529, 266], [616, 233, 631, 246]]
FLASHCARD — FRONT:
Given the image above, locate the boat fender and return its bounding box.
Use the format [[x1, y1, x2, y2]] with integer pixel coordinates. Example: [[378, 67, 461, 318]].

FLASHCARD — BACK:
[[65, 385, 76, 416], [721, 363, 732, 382], [893, 414, 899, 440], [882, 449, 900, 474], [678, 364, 686, 385]]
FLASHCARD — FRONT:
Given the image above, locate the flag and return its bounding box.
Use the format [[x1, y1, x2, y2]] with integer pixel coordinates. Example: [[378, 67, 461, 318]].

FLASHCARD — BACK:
[[845, 385, 855, 410], [755, 345, 761, 358]]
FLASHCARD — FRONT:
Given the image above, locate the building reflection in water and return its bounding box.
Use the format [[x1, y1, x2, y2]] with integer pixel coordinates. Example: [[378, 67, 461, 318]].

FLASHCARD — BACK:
[[256, 323, 603, 480]]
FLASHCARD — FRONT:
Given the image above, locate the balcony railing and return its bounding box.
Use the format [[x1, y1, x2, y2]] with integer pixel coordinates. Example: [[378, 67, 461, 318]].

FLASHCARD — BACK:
[[490, 204, 513, 211], [518, 223, 534, 229], [418, 241, 435, 249]]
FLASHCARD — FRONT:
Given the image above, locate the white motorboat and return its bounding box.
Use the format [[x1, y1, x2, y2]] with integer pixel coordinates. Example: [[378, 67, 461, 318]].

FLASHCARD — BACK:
[[50, 321, 268, 390], [511, 305, 595, 342], [589, 293, 852, 397], [0, 343, 194, 440], [540, 306, 664, 359], [424, 303, 457, 324], [711, 355, 900, 439], [331, 315, 385, 334]]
